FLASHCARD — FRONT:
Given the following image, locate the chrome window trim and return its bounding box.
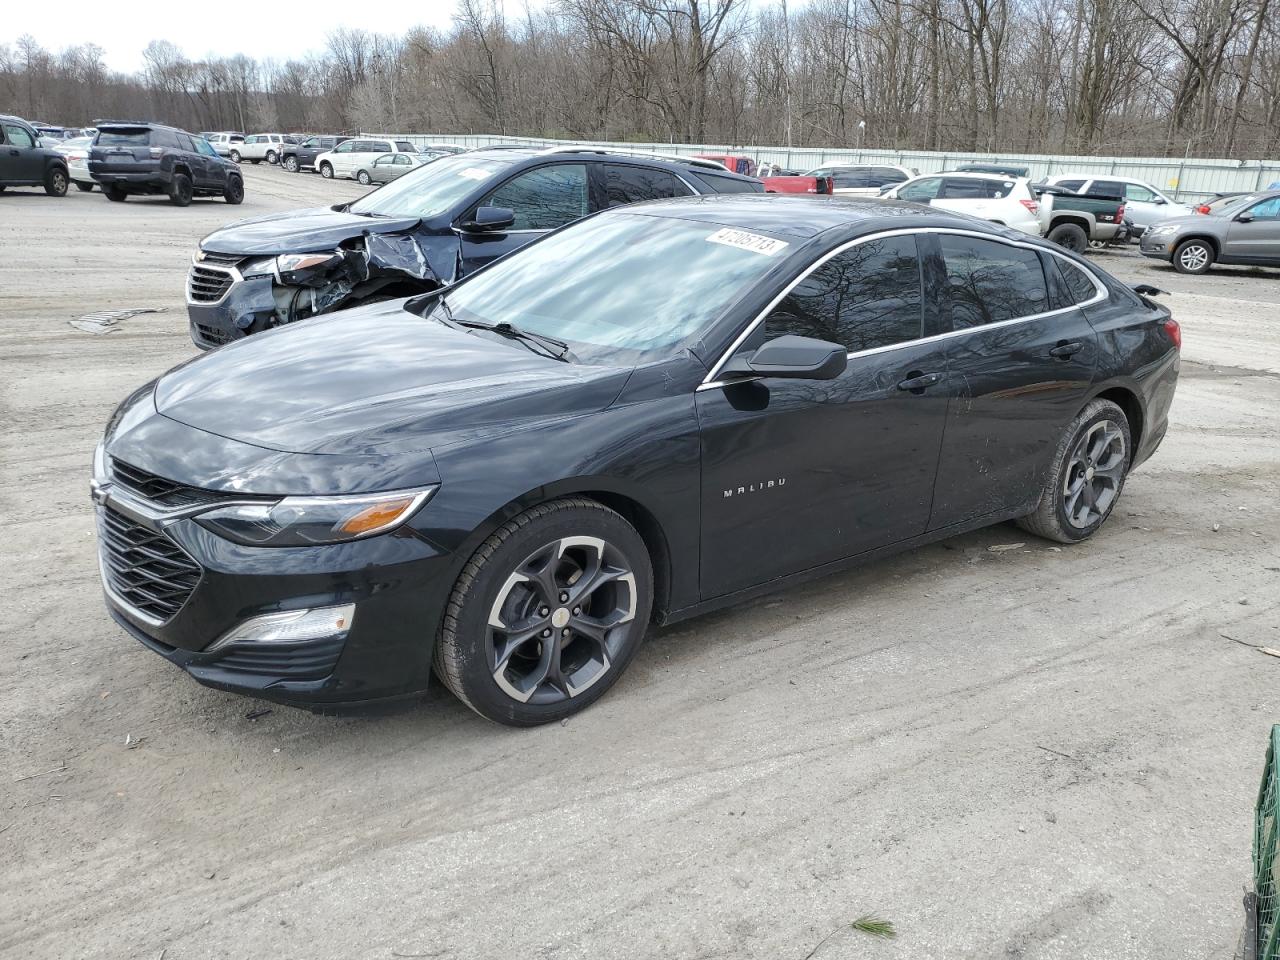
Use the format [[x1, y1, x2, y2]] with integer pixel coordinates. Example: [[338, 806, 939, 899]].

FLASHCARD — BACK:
[[697, 226, 1108, 392]]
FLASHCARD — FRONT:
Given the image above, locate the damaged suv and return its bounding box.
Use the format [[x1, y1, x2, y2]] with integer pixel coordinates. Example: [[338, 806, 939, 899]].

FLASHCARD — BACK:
[[185, 148, 763, 349]]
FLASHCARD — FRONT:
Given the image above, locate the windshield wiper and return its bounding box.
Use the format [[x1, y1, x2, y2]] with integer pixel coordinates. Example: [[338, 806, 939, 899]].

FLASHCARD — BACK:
[[427, 294, 575, 362]]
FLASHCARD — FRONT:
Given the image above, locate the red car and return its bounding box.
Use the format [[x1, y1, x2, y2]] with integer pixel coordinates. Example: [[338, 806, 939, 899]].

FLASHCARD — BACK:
[[694, 154, 757, 177]]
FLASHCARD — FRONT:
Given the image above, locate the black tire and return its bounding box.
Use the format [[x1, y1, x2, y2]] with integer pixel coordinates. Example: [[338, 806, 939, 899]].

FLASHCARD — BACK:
[[44, 166, 69, 197], [356, 169, 371, 185], [319, 162, 333, 179], [282, 155, 299, 173], [265, 150, 277, 165], [103, 184, 127, 202], [249, 158, 261, 165], [434, 498, 654, 726], [223, 175, 244, 205], [1047, 222, 1088, 253], [1173, 238, 1214, 274], [75, 181, 94, 192], [228, 149, 241, 163], [1017, 399, 1131, 544], [168, 172, 193, 206]]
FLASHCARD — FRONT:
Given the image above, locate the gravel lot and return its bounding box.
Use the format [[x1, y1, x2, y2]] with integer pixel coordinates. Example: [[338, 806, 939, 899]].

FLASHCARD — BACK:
[[2, 165, 1278, 960]]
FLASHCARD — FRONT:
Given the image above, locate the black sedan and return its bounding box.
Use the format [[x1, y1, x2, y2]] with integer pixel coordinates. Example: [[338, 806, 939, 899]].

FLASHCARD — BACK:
[[93, 196, 1180, 725]]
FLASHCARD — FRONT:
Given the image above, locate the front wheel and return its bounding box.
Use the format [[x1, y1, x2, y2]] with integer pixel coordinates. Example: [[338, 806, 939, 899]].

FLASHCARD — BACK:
[[1017, 399, 1131, 544], [44, 166, 69, 196], [228, 149, 241, 163], [223, 175, 244, 205], [266, 150, 278, 164], [1173, 238, 1214, 274], [356, 170, 371, 185], [282, 155, 299, 173], [434, 498, 653, 726], [319, 162, 333, 179]]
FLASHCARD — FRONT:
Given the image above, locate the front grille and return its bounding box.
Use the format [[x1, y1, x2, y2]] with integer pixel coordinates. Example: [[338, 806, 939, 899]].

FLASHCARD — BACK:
[[98, 506, 201, 622], [188, 264, 236, 303], [194, 322, 235, 347], [111, 459, 215, 508], [198, 251, 244, 267]]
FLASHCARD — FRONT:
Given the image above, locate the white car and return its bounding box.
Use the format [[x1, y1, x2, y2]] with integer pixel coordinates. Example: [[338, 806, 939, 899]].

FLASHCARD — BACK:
[[883, 172, 1043, 235], [234, 133, 293, 165], [314, 137, 419, 180], [1042, 175, 1193, 235], [53, 136, 95, 191], [202, 133, 245, 158], [804, 163, 916, 196]]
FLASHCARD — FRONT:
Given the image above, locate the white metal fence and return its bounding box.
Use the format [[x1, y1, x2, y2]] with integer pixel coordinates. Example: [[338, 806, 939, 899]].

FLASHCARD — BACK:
[[380, 132, 1280, 202]]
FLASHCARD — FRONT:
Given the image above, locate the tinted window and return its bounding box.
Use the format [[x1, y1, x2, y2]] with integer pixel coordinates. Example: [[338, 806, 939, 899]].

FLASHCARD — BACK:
[[177, 133, 196, 151], [395, 141, 415, 152], [763, 236, 923, 353], [697, 172, 760, 194], [1056, 258, 1099, 305], [870, 167, 908, 186], [939, 235, 1049, 328], [485, 164, 589, 230], [96, 129, 149, 147], [3, 124, 35, 148], [600, 165, 690, 207], [372, 141, 393, 153], [940, 178, 988, 200], [1087, 180, 1126, 198], [898, 177, 942, 201], [1055, 179, 1085, 191], [831, 170, 873, 188]]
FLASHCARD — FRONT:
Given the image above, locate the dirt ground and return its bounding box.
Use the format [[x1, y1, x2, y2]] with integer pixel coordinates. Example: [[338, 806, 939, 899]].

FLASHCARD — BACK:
[[2, 165, 1278, 960]]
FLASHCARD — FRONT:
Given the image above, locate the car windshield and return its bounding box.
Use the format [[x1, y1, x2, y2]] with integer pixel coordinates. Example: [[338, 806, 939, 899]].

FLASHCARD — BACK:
[[349, 155, 513, 218], [97, 129, 150, 146], [432, 211, 787, 363]]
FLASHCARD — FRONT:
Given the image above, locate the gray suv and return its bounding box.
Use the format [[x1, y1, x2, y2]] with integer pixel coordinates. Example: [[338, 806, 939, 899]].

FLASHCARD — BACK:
[[1140, 190, 1280, 274], [0, 115, 69, 196]]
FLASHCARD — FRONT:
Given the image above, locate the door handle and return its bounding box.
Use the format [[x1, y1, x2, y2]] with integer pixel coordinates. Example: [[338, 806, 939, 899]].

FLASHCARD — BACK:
[[897, 371, 944, 393], [1049, 341, 1083, 359]]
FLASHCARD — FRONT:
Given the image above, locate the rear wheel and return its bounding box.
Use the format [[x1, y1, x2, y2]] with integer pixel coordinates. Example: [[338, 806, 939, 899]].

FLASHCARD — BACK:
[[356, 170, 371, 185], [44, 166, 69, 197], [1017, 399, 1131, 544], [1047, 222, 1088, 253], [223, 175, 244, 205], [103, 184, 127, 202], [319, 162, 333, 179], [75, 181, 94, 192], [434, 498, 653, 726], [282, 155, 299, 173], [1173, 238, 1214, 274], [228, 149, 241, 163], [168, 172, 193, 206], [266, 150, 278, 164]]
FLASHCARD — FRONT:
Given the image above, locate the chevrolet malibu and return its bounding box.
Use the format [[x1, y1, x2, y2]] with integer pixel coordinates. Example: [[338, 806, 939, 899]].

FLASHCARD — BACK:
[[93, 196, 1180, 726]]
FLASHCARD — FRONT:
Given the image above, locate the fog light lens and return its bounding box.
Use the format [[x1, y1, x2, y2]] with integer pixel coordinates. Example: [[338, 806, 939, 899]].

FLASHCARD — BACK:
[[209, 603, 355, 650]]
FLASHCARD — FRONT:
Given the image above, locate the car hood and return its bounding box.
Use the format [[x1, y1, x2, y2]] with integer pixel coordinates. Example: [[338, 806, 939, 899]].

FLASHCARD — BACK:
[[153, 300, 632, 457], [1152, 213, 1226, 232], [199, 206, 423, 255]]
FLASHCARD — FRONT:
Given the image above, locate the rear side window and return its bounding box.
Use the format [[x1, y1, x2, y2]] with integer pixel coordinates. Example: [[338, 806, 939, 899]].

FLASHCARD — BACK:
[[940, 178, 990, 200], [485, 164, 589, 230], [831, 170, 873, 189], [97, 129, 150, 147], [1056, 258, 1100, 305], [939, 235, 1049, 328], [870, 167, 909, 185], [395, 141, 415, 152], [763, 235, 924, 353], [599, 165, 691, 207], [1087, 180, 1126, 198], [696, 172, 761, 194], [1055, 179, 1085, 192]]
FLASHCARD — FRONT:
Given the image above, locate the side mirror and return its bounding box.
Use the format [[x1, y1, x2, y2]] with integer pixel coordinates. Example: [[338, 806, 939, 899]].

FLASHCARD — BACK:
[[1153, 197, 1167, 205], [462, 206, 515, 232], [722, 335, 847, 381], [1237, 213, 1255, 223]]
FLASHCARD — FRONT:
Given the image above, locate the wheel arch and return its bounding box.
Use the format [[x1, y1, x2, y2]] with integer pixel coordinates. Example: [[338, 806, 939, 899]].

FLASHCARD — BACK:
[[1049, 214, 1089, 233], [1175, 233, 1220, 256], [1089, 383, 1145, 455]]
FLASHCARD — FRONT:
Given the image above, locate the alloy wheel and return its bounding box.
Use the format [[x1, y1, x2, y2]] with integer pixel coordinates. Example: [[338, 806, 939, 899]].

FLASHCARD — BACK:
[[1063, 419, 1126, 529], [1178, 243, 1209, 272], [486, 536, 637, 705]]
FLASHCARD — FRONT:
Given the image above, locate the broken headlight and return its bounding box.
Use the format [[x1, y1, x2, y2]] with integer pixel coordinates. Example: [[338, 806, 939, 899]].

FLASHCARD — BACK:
[[195, 487, 437, 547], [239, 257, 278, 279]]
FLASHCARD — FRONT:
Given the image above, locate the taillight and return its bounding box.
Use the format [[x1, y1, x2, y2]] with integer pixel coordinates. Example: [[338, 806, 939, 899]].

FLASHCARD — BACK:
[[1196, 205, 1209, 214], [1115, 203, 1125, 220], [1162, 317, 1181, 350], [1019, 198, 1039, 215]]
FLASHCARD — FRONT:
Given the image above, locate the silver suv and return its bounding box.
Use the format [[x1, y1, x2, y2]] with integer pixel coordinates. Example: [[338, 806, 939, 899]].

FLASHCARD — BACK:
[[1139, 190, 1280, 274]]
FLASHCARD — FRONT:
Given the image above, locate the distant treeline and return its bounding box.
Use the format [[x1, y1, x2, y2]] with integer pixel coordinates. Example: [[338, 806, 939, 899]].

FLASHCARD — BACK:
[[3, 0, 1277, 158]]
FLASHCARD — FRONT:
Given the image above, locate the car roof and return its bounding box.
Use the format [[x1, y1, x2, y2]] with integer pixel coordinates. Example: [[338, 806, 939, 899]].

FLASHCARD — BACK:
[[920, 170, 1024, 181], [461, 147, 761, 184], [612, 193, 1010, 240]]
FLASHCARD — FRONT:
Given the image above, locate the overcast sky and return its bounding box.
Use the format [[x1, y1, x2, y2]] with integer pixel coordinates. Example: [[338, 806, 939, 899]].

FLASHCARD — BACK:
[[6, 0, 479, 72]]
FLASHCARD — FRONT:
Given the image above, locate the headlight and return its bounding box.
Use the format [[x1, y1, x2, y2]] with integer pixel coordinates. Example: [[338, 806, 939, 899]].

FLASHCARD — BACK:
[[239, 256, 277, 278], [275, 252, 341, 274], [1146, 224, 1176, 238], [92, 441, 109, 487], [195, 487, 437, 547]]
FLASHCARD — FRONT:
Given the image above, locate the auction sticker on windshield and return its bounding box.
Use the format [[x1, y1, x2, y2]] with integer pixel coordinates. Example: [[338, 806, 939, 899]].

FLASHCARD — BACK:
[[458, 167, 493, 181], [706, 228, 789, 256]]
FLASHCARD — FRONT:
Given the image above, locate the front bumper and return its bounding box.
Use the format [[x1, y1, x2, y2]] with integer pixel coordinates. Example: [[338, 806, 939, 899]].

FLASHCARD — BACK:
[[1139, 233, 1177, 260], [95, 485, 458, 709], [187, 272, 276, 349]]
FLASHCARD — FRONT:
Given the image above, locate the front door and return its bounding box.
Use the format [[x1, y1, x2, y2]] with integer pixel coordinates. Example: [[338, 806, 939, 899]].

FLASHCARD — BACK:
[[1223, 196, 1280, 264], [927, 233, 1098, 529], [0, 122, 43, 182], [457, 163, 591, 276], [696, 233, 952, 599]]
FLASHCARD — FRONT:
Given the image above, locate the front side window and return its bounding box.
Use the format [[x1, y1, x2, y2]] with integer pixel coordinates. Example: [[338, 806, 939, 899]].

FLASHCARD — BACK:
[[762, 235, 924, 354], [1125, 183, 1157, 203], [195, 138, 218, 158], [484, 164, 589, 230], [333, 141, 354, 154], [939, 235, 1049, 328], [372, 155, 392, 166], [898, 177, 942, 202], [436, 212, 784, 362], [1245, 196, 1280, 220], [394, 154, 412, 166], [3, 124, 35, 148], [599, 164, 691, 207]]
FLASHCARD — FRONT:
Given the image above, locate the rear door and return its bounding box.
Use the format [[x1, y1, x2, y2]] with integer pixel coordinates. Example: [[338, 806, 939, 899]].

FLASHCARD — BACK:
[[592, 163, 692, 209], [457, 162, 590, 275], [696, 232, 953, 597], [927, 233, 1098, 529], [1222, 195, 1280, 263]]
